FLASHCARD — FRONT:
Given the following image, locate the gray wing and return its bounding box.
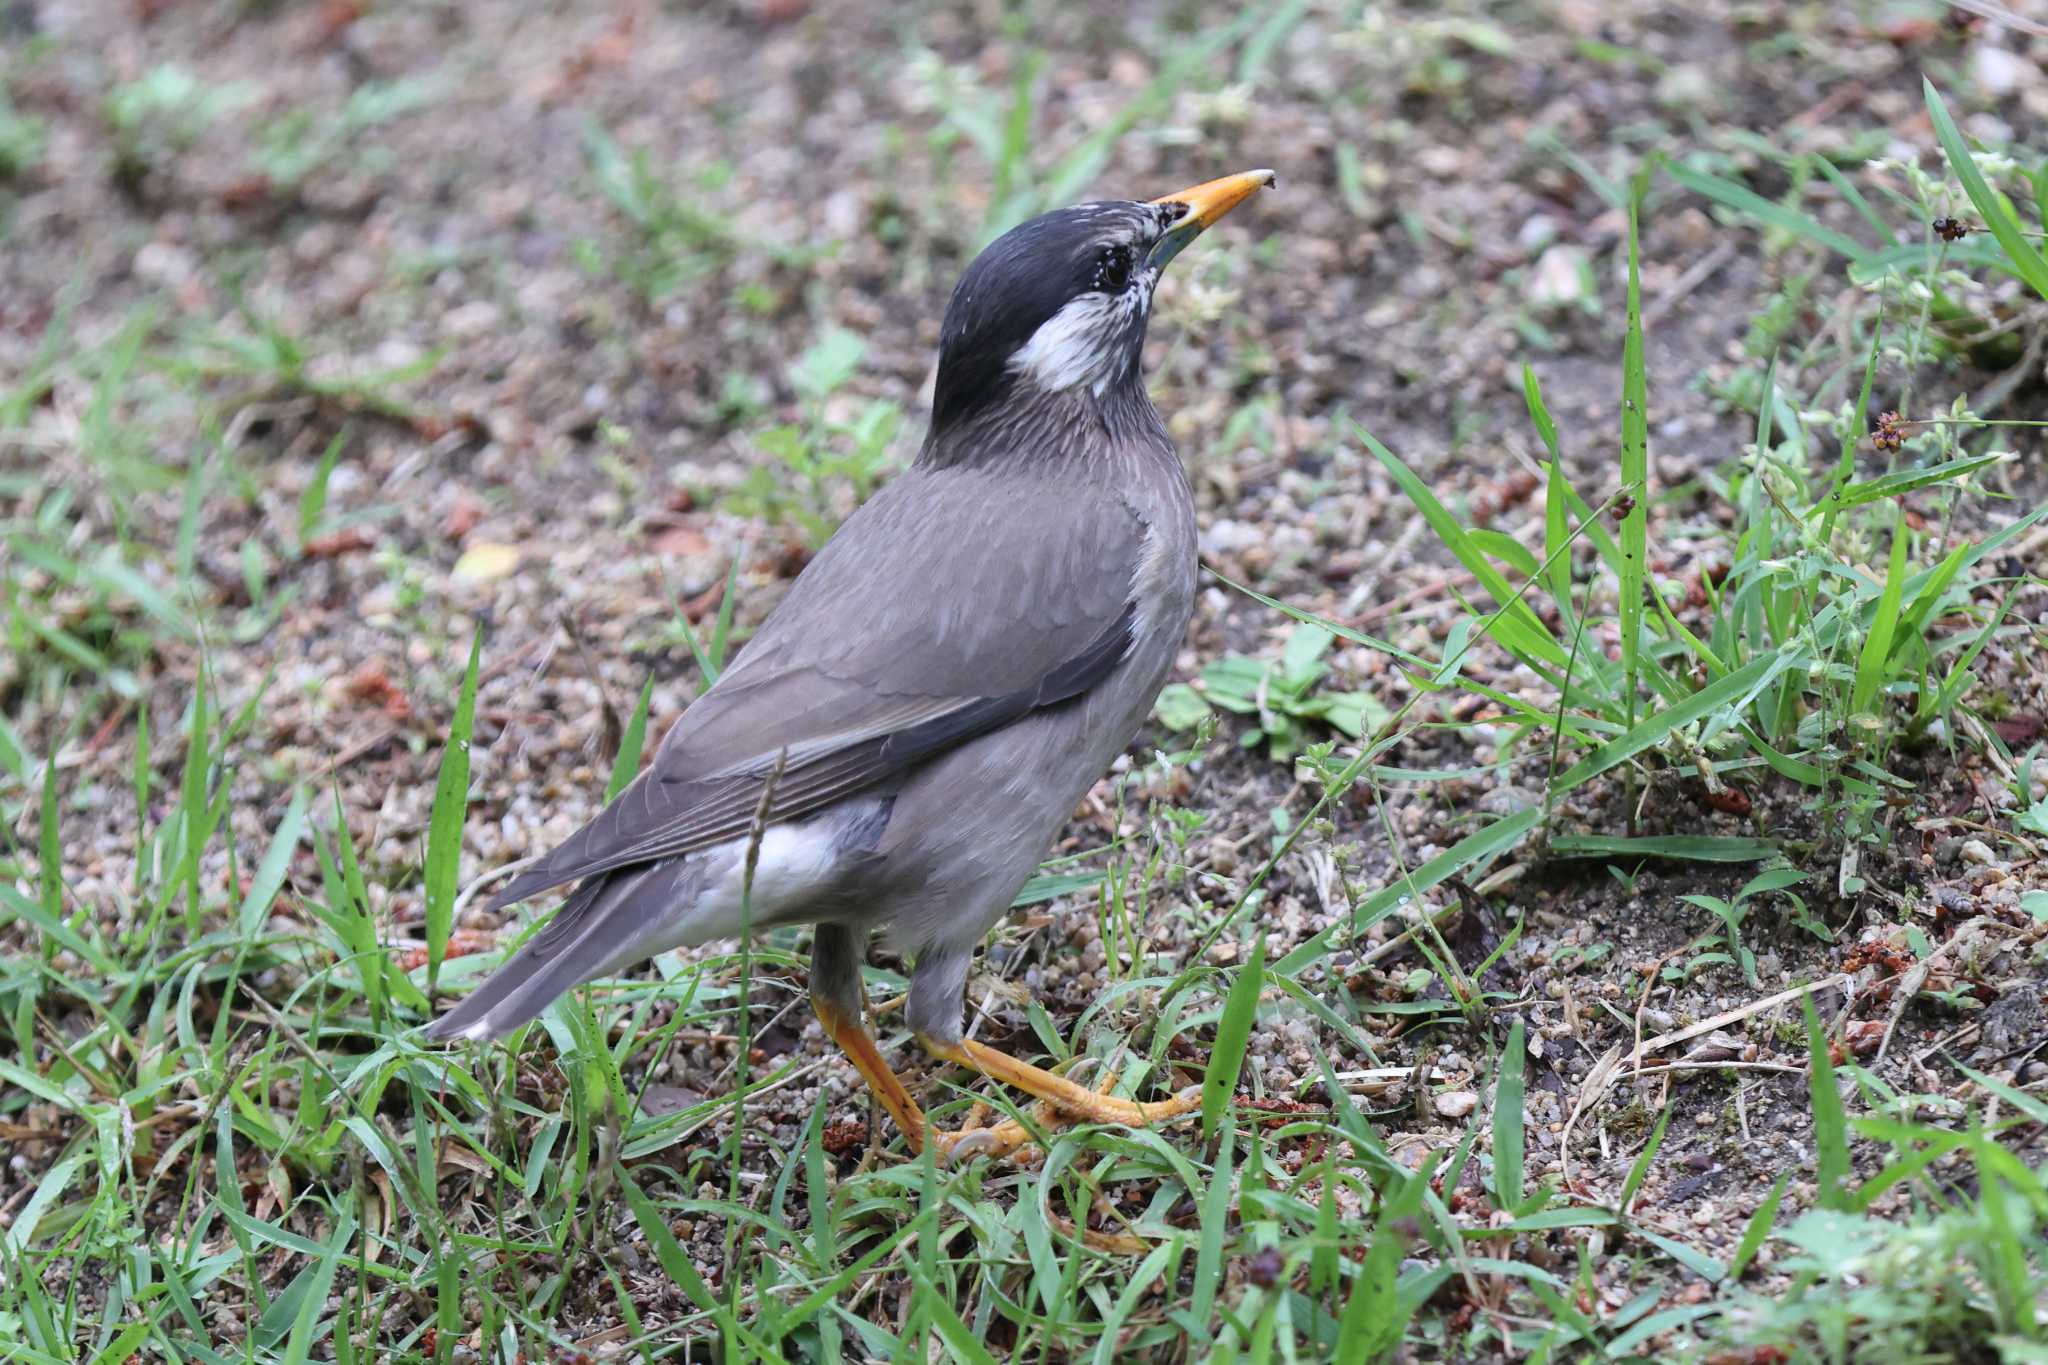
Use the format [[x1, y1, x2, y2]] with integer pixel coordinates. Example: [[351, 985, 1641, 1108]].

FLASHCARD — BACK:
[[487, 464, 1147, 912]]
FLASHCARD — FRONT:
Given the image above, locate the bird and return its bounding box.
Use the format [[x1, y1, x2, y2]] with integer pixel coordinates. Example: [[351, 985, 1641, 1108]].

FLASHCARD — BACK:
[[423, 169, 1276, 1160]]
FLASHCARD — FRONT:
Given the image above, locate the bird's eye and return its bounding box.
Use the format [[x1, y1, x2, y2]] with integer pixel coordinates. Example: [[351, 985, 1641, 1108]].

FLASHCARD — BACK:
[[1091, 245, 1133, 293]]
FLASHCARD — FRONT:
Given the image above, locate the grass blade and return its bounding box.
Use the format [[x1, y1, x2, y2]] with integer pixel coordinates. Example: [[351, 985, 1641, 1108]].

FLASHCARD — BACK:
[[1830, 452, 2009, 510], [280, 1211, 353, 1365], [296, 428, 348, 550], [0, 711, 28, 782], [1552, 651, 1782, 792], [1493, 1017, 1526, 1215], [620, 1171, 721, 1316], [1202, 933, 1265, 1141], [38, 748, 61, 922], [1618, 172, 1651, 818], [1546, 835, 1777, 862], [1338, 1155, 1431, 1360], [1355, 423, 1568, 671], [606, 673, 655, 804], [1663, 159, 1871, 261], [1189, 1124, 1235, 1329], [238, 786, 307, 936], [1805, 994, 1851, 1210], [1526, 366, 1576, 626], [1728, 1172, 1788, 1279], [87, 1322, 152, 1365], [422, 626, 482, 991], [1925, 79, 2048, 301], [1617, 1104, 1670, 1216], [1850, 508, 1908, 717], [1276, 808, 1538, 976]]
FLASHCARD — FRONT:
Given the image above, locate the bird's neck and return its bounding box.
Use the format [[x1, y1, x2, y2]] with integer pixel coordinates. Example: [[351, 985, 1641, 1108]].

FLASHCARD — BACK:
[[916, 379, 1169, 474]]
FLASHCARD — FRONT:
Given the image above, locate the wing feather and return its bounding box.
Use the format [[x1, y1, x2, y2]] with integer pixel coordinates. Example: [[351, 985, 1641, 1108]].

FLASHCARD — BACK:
[[487, 466, 1146, 912]]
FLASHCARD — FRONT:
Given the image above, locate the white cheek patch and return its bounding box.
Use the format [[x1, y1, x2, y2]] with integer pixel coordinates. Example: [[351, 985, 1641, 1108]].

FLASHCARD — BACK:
[[1007, 276, 1153, 397]]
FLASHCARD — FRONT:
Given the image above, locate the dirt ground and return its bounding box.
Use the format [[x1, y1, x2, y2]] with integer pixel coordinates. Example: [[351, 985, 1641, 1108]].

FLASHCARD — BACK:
[[3, 0, 2047, 1359]]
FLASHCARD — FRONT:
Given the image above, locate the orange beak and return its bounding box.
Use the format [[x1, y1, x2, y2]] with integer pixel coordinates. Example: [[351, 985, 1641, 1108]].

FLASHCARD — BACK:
[[1148, 169, 1276, 267]]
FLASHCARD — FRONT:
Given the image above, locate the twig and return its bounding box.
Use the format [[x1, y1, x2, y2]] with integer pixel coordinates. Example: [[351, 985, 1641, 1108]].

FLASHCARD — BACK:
[[451, 854, 542, 922], [1631, 974, 1854, 1063]]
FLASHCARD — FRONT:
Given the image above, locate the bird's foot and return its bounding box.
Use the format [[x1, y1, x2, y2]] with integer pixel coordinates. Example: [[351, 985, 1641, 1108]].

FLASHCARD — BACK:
[[920, 1037, 1202, 1155], [929, 1102, 1046, 1165]]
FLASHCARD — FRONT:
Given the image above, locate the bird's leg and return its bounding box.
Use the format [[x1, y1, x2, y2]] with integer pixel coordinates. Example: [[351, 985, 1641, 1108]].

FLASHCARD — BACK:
[[809, 997, 1044, 1161], [810, 993, 929, 1148], [918, 1035, 1203, 1132], [808, 925, 1037, 1161]]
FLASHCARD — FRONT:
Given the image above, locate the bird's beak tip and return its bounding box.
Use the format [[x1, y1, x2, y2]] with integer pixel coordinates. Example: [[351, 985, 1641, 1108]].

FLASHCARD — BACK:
[[1151, 168, 1277, 232], [1146, 169, 1274, 269]]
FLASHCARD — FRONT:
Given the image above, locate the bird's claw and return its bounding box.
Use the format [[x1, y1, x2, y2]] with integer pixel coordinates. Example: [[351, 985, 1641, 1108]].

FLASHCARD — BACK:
[[932, 1118, 1040, 1167]]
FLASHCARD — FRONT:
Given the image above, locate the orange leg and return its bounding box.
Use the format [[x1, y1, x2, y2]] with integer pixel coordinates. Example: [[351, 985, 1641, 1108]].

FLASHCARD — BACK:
[[811, 997, 1038, 1161], [920, 1036, 1203, 1133]]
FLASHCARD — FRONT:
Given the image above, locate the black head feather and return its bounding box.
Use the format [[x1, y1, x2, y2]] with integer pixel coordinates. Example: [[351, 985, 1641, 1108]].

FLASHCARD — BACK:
[[930, 201, 1179, 431]]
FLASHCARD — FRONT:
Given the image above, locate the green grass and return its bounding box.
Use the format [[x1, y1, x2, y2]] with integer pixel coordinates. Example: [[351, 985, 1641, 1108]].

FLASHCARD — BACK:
[[3, 15, 2047, 1363]]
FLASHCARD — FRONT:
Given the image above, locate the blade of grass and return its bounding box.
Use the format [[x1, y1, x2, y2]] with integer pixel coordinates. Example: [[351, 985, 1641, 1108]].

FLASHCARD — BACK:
[[606, 674, 655, 804], [1663, 159, 1872, 262], [1618, 171, 1651, 830], [1337, 1155, 1432, 1361], [1811, 154, 1899, 249], [423, 626, 482, 992], [1850, 507, 1908, 717], [1617, 1104, 1670, 1217], [1275, 807, 1538, 976], [1547, 835, 1778, 862], [280, 1212, 354, 1365], [1552, 651, 1785, 792], [1805, 994, 1851, 1210], [0, 711, 27, 782], [1202, 934, 1265, 1141], [1728, 1171, 1788, 1279], [1925, 78, 2048, 301], [1526, 367, 1576, 627], [237, 787, 307, 936], [1830, 451, 2009, 510], [1354, 424, 1568, 671], [1494, 1017, 1526, 1216], [87, 1323, 152, 1365], [296, 429, 349, 550], [619, 1171, 722, 1318], [38, 749, 61, 922]]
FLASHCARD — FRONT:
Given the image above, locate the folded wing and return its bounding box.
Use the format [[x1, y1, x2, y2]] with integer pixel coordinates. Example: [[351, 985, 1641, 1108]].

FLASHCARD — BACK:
[[487, 464, 1147, 919]]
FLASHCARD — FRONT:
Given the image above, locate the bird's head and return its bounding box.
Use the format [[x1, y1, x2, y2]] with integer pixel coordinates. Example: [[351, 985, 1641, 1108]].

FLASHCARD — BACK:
[[930, 169, 1275, 433]]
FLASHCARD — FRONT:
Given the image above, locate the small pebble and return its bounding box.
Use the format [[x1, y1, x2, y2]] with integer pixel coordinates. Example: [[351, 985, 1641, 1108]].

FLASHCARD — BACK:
[[1526, 244, 1588, 309], [1434, 1090, 1478, 1119]]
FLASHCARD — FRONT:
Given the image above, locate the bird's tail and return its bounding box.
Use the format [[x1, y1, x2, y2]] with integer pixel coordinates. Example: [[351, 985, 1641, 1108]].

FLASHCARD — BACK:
[[419, 864, 660, 1043]]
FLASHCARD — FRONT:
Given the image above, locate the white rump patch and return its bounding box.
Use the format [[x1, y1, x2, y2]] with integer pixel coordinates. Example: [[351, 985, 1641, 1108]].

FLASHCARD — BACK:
[[683, 821, 847, 942]]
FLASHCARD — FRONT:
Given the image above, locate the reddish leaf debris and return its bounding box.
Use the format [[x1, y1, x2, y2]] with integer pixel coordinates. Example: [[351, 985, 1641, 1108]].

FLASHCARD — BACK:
[[442, 493, 487, 541], [301, 526, 377, 558], [1700, 785, 1752, 816], [396, 930, 496, 972], [1240, 1096, 1321, 1129], [1992, 714, 2044, 748], [1830, 1019, 1886, 1063], [820, 1120, 868, 1156], [342, 662, 413, 722]]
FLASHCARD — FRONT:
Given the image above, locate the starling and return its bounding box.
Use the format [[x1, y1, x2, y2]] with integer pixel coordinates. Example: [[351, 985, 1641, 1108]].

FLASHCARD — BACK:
[[425, 170, 1278, 1160]]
